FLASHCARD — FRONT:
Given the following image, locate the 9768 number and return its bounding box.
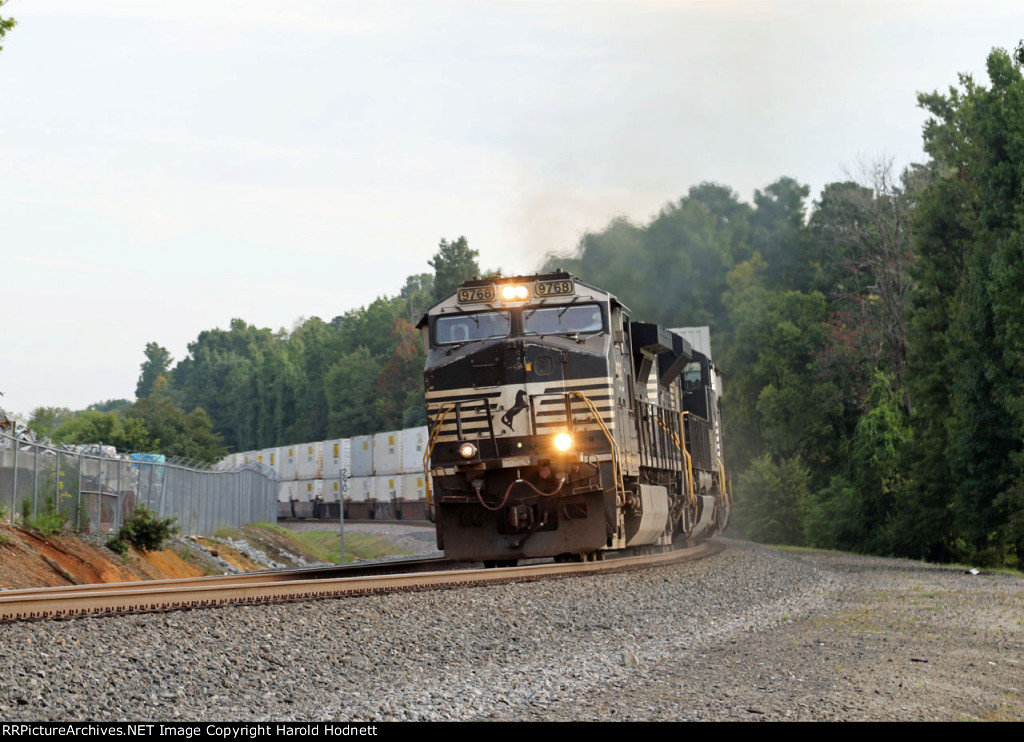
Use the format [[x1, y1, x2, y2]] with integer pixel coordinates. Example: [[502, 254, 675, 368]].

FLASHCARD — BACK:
[[535, 280, 574, 297]]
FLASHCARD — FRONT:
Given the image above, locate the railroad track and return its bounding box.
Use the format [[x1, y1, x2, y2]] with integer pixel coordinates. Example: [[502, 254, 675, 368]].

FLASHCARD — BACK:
[[0, 540, 723, 624]]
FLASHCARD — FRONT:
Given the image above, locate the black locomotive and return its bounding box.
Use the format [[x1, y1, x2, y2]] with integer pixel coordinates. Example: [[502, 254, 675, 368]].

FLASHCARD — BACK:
[[419, 271, 729, 563]]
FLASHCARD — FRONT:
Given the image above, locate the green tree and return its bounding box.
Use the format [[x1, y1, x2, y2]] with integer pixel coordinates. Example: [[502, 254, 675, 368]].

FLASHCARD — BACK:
[[86, 399, 133, 415], [429, 236, 479, 301], [907, 46, 1024, 564], [751, 177, 812, 290], [732, 453, 811, 545], [0, 1, 16, 54], [130, 377, 226, 462], [806, 372, 912, 552], [376, 317, 426, 429], [28, 407, 76, 439], [399, 272, 435, 322], [173, 319, 274, 451], [325, 347, 382, 437], [52, 411, 151, 452], [136, 342, 174, 399]]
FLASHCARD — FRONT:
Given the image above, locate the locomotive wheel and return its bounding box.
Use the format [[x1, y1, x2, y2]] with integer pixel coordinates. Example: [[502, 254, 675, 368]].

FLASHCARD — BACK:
[[483, 559, 519, 568]]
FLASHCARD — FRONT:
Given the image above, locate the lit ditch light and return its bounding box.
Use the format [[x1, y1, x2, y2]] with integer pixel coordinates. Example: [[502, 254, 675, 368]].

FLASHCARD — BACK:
[[501, 284, 530, 301], [553, 432, 573, 452], [458, 442, 478, 459]]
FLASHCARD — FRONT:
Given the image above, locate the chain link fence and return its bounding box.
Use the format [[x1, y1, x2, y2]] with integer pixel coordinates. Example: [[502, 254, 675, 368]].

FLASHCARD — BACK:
[[0, 431, 278, 536]]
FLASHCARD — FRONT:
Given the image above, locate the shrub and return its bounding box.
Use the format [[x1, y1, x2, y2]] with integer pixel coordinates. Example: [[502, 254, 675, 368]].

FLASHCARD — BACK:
[[105, 536, 129, 555], [117, 505, 179, 552]]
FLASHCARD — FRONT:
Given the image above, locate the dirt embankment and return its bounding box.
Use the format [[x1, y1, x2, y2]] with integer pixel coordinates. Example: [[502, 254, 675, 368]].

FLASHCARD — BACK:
[[0, 525, 230, 589]]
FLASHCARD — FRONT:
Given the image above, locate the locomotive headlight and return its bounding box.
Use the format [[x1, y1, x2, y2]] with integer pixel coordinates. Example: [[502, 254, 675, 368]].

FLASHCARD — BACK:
[[553, 432, 573, 452], [458, 442, 478, 459], [501, 284, 530, 301]]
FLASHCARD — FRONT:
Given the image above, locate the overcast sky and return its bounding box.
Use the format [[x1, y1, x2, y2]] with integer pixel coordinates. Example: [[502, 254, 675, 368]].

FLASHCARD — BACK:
[[1, 1, 1020, 417]]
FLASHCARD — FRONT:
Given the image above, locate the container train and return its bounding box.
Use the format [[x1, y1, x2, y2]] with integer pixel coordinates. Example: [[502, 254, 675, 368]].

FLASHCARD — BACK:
[[419, 271, 730, 564]]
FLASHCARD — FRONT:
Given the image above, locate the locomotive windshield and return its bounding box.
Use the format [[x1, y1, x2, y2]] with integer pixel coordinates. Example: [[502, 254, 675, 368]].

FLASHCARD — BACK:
[[523, 304, 604, 336], [435, 311, 511, 345]]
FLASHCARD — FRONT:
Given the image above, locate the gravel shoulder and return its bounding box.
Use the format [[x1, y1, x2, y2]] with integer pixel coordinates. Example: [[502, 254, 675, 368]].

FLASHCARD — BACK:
[[0, 538, 1020, 721]]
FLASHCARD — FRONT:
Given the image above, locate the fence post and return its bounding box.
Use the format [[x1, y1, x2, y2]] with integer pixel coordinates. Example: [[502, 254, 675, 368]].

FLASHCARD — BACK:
[[3, 433, 13, 525], [77, 451, 84, 531], [11, 436, 19, 524], [31, 442, 39, 520]]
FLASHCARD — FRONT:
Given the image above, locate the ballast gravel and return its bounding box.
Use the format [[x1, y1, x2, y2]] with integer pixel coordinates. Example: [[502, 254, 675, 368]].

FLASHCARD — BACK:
[[0, 539, 1021, 722]]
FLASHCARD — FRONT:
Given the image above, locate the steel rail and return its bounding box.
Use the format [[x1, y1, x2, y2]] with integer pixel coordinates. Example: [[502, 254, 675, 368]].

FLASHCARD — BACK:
[[0, 541, 722, 624], [0, 555, 456, 601]]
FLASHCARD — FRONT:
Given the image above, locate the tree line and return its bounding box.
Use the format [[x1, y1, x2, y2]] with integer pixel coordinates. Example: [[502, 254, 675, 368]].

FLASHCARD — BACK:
[[542, 45, 1024, 568]]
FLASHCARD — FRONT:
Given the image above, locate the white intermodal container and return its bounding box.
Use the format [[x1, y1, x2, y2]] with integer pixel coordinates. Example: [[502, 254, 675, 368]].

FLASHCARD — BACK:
[[299, 479, 325, 502], [351, 435, 374, 477], [401, 472, 427, 501], [373, 431, 403, 475], [321, 439, 352, 480], [324, 478, 344, 504], [279, 445, 297, 480], [283, 480, 309, 508], [294, 441, 324, 480], [347, 476, 376, 502], [260, 448, 279, 473], [401, 426, 429, 473], [277, 480, 296, 518], [375, 474, 402, 502]]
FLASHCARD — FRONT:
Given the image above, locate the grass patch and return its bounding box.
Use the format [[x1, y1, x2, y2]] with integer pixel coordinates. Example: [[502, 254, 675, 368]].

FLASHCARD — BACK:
[[764, 543, 1024, 576], [290, 530, 414, 564], [214, 525, 244, 540], [214, 522, 416, 566], [764, 544, 850, 556]]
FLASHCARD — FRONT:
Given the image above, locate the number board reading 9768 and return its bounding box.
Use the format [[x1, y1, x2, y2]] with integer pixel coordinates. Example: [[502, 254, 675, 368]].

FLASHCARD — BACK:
[[457, 286, 495, 304], [535, 279, 575, 298]]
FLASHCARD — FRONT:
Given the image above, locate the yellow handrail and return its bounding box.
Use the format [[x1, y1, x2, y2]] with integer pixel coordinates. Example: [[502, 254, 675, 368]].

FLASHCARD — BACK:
[[422, 402, 456, 512], [679, 411, 696, 506], [718, 459, 731, 510], [569, 391, 626, 503]]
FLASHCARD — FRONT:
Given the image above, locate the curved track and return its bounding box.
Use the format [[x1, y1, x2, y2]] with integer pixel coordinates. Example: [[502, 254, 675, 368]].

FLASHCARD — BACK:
[[0, 540, 723, 623]]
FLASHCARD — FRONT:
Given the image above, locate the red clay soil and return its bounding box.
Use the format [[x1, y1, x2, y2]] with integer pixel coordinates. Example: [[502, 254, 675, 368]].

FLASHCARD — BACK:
[[0, 525, 206, 589]]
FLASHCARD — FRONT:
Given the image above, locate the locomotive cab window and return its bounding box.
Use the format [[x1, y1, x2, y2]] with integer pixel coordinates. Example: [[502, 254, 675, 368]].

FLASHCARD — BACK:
[[434, 311, 511, 345], [523, 304, 604, 337], [683, 361, 704, 391]]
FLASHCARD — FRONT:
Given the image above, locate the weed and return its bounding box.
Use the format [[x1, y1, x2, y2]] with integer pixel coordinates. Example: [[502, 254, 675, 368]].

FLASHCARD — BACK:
[[27, 497, 66, 536]]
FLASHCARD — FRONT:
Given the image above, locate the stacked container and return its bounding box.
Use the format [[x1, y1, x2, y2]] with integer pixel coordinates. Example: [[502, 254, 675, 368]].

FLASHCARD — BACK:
[[223, 424, 433, 522], [351, 435, 374, 477]]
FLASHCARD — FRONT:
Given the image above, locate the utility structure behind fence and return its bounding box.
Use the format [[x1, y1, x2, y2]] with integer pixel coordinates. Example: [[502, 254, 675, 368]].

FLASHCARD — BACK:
[[0, 431, 278, 536]]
